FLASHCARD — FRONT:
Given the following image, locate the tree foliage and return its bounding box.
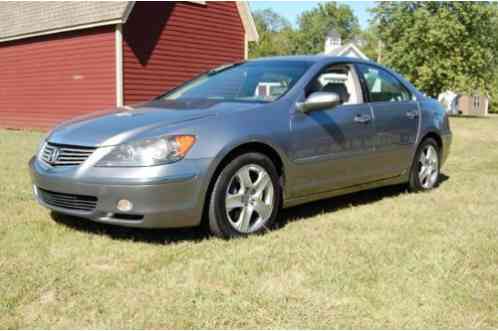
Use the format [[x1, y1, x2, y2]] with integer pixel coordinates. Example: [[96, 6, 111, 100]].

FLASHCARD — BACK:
[[248, 9, 295, 58], [248, 3, 360, 57], [294, 2, 360, 54], [373, 2, 498, 98], [356, 26, 381, 62]]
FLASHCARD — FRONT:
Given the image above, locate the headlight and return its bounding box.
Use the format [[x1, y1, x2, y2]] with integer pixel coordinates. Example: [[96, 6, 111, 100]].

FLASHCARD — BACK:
[[96, 135, 196, 167]]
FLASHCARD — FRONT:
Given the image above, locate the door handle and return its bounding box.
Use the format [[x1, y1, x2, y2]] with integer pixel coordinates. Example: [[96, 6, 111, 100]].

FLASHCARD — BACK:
[[406, 110, 419, 119], [354, 114, 371, 124]]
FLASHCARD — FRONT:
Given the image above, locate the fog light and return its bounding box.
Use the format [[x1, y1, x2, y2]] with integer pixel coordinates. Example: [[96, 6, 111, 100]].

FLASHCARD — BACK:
[[117, 199, 133, 212]]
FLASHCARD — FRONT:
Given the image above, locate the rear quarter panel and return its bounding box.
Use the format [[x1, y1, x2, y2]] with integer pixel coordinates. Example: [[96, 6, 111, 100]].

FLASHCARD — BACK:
[[417, 97, 452, 165], [418, 97, 451, 140]]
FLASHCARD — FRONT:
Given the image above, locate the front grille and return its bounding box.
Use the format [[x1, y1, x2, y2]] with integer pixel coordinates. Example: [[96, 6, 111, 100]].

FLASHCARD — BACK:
[[40, 142, 96, 166], [38, 188, 97, 212]]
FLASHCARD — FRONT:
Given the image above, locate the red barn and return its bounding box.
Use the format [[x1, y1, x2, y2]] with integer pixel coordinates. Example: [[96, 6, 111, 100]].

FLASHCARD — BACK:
[[0, 1, 258, 130]]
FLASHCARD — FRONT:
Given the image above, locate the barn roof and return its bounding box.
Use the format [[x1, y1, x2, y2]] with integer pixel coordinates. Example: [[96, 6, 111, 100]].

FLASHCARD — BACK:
[[0, 1, 258, 43], [0, 2, 132, 42]]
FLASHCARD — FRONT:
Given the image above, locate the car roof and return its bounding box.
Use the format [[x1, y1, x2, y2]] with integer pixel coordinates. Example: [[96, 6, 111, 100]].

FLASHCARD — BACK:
[[248, 55, 374, 65], [246, 55, 422, 97]]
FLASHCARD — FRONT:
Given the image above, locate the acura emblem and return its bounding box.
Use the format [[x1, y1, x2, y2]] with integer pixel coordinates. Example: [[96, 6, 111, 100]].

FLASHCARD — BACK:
[[49, 148, 60, 164]]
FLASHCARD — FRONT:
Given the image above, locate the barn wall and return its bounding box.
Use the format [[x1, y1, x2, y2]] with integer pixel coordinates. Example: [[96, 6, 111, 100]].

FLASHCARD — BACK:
[[0, 26, 116, 130], [122, 2, 245, 104]]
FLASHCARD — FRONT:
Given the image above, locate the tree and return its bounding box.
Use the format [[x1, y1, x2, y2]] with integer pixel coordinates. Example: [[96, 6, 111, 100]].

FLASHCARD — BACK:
[[356, 25, 381, 62], [249, 3, 361, 58], [248, 9, 295, 58], [294, 2, 360, 54], [372, 2, 498, 98]]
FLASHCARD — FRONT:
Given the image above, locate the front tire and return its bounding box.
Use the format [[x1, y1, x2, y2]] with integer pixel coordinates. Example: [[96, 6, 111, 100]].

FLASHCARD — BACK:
[[208, 153, 282, 238], [409, 138, 440, 192]]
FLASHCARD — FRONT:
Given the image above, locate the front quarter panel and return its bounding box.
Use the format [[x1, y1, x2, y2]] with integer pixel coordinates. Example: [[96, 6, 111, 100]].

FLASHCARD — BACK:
[[185, 100, 294, 199]]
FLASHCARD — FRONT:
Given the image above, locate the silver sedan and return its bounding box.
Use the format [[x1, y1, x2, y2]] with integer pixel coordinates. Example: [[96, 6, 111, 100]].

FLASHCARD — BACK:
[[30, 56, 452, 238]]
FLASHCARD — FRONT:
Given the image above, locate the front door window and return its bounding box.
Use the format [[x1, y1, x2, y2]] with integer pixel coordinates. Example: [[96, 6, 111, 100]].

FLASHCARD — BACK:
[[306, 64, 364, 105]]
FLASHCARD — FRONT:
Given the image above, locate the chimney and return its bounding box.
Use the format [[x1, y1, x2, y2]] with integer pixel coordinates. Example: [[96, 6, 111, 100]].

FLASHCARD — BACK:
[[325, 29, 341, 53]]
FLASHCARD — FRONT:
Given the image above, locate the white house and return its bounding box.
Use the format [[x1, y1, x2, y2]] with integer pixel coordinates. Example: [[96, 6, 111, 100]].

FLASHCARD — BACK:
[[322, 29, 369, 60]]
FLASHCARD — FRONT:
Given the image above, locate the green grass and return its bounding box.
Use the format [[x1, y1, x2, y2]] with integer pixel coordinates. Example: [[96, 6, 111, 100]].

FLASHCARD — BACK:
[[1, 117, 497, 329]]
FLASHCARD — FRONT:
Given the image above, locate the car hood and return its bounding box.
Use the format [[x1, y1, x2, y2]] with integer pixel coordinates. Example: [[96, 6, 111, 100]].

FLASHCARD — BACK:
[[47, 99, 261, 146]]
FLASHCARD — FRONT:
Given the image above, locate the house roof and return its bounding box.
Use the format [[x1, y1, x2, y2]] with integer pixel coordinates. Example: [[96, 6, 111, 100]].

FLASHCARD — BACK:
[[326, 29, 341, 39], [0, 1, 258, 43], [322, 42, 369, 60]]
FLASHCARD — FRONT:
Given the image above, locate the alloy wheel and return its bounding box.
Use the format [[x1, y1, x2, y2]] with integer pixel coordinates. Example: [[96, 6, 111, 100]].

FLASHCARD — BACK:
[[418, 144, 439, 189], [224, 164, 274, 233]]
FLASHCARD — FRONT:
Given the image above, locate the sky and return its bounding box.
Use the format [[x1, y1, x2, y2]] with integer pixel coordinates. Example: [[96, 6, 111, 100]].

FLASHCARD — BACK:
[[248, 1, 375, 29]]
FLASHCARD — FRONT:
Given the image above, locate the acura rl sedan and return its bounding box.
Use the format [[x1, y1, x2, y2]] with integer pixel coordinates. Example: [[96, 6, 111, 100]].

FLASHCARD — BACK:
[[30, 56, 452, 238]]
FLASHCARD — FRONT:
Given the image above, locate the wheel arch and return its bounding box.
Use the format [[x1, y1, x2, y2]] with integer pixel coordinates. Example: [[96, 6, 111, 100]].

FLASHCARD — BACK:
[[420, 131, 443, 154], [407, 130, 443, 180], [200, 140, 287, 225], [409, 131, 443, 192]]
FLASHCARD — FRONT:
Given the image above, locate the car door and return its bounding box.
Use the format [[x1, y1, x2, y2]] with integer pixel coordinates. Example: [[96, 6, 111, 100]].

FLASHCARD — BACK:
[[289, 63, 377, 198], [355, 63, 420, 179]]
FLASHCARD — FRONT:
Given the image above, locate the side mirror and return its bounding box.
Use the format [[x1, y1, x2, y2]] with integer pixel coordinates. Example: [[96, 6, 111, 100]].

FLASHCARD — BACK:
[[296, 92, 341, 113]]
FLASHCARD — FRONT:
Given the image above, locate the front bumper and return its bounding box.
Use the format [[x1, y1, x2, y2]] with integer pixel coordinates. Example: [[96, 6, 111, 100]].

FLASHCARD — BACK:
[[29, 156, 212, 228]]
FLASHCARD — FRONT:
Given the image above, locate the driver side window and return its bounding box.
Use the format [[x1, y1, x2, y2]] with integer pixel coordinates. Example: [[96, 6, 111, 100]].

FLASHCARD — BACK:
[[305, 64, 363, 105]]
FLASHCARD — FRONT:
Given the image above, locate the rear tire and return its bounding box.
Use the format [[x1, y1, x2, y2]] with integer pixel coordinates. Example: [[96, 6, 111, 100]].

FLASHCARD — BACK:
[[208, 153, 282, 238], [408, 138, 440, 192]]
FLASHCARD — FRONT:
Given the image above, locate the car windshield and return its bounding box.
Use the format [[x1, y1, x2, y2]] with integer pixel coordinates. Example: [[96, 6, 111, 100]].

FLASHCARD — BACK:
[[161, 60, 312, 103]]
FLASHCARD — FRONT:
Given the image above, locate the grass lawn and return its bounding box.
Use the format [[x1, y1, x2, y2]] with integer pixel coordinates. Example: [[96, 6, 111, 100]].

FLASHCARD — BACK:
[[0, 117, 497, 329]]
